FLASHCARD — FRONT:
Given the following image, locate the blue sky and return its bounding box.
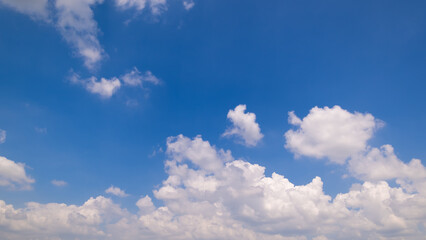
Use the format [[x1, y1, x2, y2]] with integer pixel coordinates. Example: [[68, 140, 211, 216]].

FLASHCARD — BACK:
[[0, 0, 425, 239]]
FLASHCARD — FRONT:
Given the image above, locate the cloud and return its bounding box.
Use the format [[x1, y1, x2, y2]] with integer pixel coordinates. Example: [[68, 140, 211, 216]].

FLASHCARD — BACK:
[[0, 0, 49, 20], [0, 107, 425, 239], [121, 67, 160, 87], [348, 145, 426, 193], [105, 186, 129, 197], [183, 0, 195, 10], [70, 68, 159, 99], [223, 104, 264, 147], [0, 133, 425, 239], [0, 129, 5, 144], [51, 180, 67, 187], [285, 106, 380, 164], [115, 0, 167, 15], [55, 0, 105, 69], [0, 156, 34, 190], [70, 72, 121, 98]]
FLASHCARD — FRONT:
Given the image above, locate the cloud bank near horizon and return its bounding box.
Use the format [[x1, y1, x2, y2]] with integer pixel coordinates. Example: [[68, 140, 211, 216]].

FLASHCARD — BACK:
[[0, 105, 425, 239]]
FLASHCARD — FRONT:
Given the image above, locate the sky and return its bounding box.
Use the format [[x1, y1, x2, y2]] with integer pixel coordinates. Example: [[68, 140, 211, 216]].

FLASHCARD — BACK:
[[0, 0, 426, 239]]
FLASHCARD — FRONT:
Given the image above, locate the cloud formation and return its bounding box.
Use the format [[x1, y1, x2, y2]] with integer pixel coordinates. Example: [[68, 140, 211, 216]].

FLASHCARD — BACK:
[[285, 106, 380, 164], [70, 68, 159, 98], [105, 186, 129, 197], [0, 156, 34, 190], [121, 67, 160, 87], [70, 72, 121, 98], [223, 104, 264, 147]]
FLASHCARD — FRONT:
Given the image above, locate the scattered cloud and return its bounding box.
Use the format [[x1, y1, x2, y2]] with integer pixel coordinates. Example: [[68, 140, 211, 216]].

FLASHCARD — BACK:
[[0, 129, 5, 144], [223, 104, 264, 147], [0, 0, 49, 20], [285, 106, 380, 164], [1, 0, 191, 70], [183, 0, 195, 10], [70, 72, 121, 98], [0, 156, 34, 190], [70, 68, 160, 99], [105, 186, 129, 197], [121, 67, 160, 87], [51, 180, 67, 187]]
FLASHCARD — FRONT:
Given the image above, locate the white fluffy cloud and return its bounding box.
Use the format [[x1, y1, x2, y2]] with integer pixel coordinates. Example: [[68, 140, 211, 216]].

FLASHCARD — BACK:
[[0, 129, 5, 144], [121, 67, 160, 87], [105, 186, 129, 197], [0, 107, 425, 239], [223, 104, 264, 147], [70, 68, 159, 98], [70, 72, 121, 98], [348, 145, 426, 193], [0, 134, 425, 239], [285, 106, 380, 164], [0, 156, 34, 190], [0, 0, 49, 20]]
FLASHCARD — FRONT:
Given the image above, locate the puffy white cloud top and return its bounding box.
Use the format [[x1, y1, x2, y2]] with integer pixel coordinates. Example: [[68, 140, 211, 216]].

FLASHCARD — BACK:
[[223, 104, 264, 147], [285, 106, 380, 164], [0, 156, 34, 190], [105, 186, 129, 197]]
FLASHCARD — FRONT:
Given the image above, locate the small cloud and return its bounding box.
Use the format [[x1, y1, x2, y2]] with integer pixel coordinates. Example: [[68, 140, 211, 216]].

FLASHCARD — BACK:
[[183, 0, 195, 10], [35, 127, 47, 134], [69, 71, 121, 99], [105, 185, 129, 197], [0, 129, 6, 144], [51, 180, 67, 187], [121, 67, 161, 87], [222, 104, 263, 147]]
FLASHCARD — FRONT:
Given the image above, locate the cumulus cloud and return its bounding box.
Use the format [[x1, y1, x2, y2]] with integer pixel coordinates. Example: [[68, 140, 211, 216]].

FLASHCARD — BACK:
[[348, 145, 426, 193], [0, 156, 34, 190], [70, 72, 121, 98], [121, 67, 160, 87], [105, 186, 129, 197], [285, 106, 380, 164], [0, 0, 49, 20], [0, 129, 5, 144], [0, 107, 425, 239], [0, 133, 425, 239], [51, 180, 67, 187], [223, 104, 264, 147]]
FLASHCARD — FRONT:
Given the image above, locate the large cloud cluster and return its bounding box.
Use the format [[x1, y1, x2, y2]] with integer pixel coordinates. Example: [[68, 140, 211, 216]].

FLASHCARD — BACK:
[[0, 106, 425, 239]]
